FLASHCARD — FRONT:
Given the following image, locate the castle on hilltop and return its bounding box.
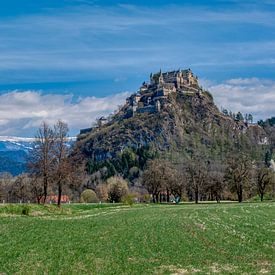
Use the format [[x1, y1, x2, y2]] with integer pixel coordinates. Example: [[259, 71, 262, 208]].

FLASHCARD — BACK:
[[126, 68, 201, 116], [79, 68, 201, 135]]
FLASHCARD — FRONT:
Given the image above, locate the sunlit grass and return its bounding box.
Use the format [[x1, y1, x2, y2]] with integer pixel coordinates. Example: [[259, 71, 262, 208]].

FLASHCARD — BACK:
[[0, 202, 274, 274]]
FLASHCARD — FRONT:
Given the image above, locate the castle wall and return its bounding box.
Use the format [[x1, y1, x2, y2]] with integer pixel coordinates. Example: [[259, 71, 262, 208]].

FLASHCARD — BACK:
[[137, 105, 156, 114], [129, 68, 200, 117]]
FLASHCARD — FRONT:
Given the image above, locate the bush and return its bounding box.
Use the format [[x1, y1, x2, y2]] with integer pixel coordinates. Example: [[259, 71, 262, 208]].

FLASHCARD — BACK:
[[95, 184, 109, 202], [122, 194, 135, 206], [142, 193, 151, 203], [106, 176, 129, 203], [80, 189, 99, 203], [22, 205, 31, 216]]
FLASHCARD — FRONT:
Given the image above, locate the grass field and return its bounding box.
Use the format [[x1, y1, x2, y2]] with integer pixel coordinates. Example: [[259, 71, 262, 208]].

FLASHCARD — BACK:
[[0, 202, 274, 274]]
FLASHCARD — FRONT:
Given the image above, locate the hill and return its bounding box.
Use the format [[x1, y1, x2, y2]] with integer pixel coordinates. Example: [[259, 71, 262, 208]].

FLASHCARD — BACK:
[[76, 69, 269, 181]]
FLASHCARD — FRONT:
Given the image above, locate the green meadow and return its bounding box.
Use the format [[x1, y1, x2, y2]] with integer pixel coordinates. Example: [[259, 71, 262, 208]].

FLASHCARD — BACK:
[[0, 202, 274, 274]]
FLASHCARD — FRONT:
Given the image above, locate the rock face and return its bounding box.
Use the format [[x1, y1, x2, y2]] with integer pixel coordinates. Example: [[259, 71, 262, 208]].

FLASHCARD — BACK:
[[76, 69, 268, 173]]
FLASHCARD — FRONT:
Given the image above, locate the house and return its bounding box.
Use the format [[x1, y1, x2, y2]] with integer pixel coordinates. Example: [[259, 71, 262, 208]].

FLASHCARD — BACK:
[[46, 195, 70, 204]]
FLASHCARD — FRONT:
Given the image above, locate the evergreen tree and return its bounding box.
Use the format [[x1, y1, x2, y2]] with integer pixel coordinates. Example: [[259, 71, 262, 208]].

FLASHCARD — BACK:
[[236, 112, 244, 121], [248, 114, 253, 124]]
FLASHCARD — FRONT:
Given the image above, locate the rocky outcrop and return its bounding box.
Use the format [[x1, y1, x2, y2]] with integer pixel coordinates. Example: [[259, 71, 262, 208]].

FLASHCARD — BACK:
[[76, 69, 269, 168]]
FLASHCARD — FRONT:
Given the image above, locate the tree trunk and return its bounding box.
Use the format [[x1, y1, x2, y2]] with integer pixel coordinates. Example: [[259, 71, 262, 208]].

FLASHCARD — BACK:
[[37, 196, 41, 204], [57, 183, 62, 207], [43, 177, 48, 204], [237, 186, 243, 203], [166, 189, 170, 203], [195, 190, 199, 204], [260, 193, 264, 202], [157, 193, 160, 203]]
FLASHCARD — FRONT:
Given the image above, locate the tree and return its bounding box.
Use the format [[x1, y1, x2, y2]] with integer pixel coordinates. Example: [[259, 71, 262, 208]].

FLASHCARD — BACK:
[[28, 120, 85, 206], [80, 189, 99, 203], [142, 159, 162, 203], [168, 166, 186, 202], [10, 174, 33, 203], [264, 150, 272, 167], [225, 154, 251, 202], [185, 157, 208, 203], [142, 159, 174, 203], [107, 176, 129, 202], [95, 183, 109, 202], [245, 113, 248, 123], [52, 120, 71, 207], [28, 121, 55, 203], [236, 112, 244, 122], [207, 169, 224, 203], [222, 108, 229, 116], [0, 172, 13, 202], [248, 114, 253, 124], [255, 166, 273, 201], [30, 176, 44, 204]]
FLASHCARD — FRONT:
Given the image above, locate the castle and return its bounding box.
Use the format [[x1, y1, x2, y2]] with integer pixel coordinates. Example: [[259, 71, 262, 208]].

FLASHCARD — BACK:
[[126, 68, 200, 116], [79, 68, 201, 135]]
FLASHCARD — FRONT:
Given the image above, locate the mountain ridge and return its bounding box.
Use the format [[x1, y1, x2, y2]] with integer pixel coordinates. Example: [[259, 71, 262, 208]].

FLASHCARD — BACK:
[[0, 136, 77, 176]]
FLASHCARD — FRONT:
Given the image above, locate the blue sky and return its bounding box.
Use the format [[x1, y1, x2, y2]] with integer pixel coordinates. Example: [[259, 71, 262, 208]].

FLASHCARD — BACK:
[[0, 0, 274, 136]]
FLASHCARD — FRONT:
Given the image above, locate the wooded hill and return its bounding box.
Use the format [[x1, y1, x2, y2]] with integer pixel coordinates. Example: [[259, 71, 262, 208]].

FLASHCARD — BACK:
[[76, 70, 272, 188]]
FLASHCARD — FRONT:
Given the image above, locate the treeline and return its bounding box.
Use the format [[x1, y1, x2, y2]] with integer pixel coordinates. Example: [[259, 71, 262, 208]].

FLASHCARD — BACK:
[[142, 152, 274, 203], [0, 120, 85, 206], [0, 116, 274, 205], [221, 108, 254, 124]]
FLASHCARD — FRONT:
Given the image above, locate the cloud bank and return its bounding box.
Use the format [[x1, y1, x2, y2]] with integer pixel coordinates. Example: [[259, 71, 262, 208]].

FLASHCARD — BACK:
[[204, 78, 275, 122], [0, 91, 129, 136], [0, 77, 274, 137]]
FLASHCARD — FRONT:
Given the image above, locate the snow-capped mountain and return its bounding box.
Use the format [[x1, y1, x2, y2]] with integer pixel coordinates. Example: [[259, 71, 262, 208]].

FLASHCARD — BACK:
[[0, 136, 35, 152], [0, 136, 76, 176]]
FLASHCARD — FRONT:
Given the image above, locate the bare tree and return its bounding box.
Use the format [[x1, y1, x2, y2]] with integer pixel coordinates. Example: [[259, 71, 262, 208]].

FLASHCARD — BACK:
[[10, 174, 33, 203], [167, 166, 186, 203], [225, 154, 251, 203], [52, 120, 71, 207], [185, 157, 207, 204], [142, 159, 163, 203], [206, 162, 226, 203], [30, 175, 44, 204], [255, 166, 273, 201], [28, 121, 55, 203], [0, 172, 13, 202], [142, 159, 175, 203]]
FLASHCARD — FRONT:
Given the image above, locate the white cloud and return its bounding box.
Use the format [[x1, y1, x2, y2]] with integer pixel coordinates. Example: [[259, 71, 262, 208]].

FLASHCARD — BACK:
[[0, 91, 129, 136], [205, 78, 275, 121], [0, 78, 274, 137]]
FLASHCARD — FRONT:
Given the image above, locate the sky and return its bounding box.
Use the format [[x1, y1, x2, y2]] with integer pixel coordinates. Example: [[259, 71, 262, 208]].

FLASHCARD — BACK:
[[0, 0, 274, 136]]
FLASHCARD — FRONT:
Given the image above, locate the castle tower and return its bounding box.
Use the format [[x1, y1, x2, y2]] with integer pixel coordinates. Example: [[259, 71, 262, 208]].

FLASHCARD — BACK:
[[159, 73, 164, 84], [176, 71, 183, 87]]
